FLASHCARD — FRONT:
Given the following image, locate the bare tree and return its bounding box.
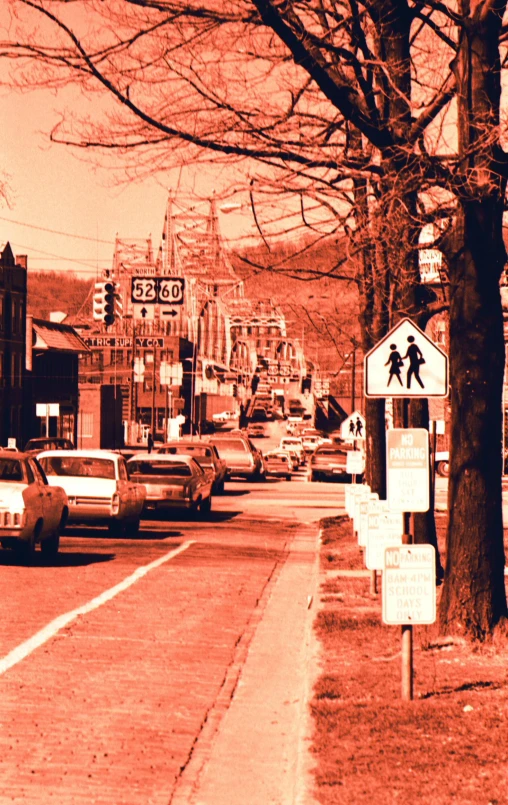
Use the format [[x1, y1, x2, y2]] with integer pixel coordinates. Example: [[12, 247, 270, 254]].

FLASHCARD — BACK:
[[3, 0, 508, 636]]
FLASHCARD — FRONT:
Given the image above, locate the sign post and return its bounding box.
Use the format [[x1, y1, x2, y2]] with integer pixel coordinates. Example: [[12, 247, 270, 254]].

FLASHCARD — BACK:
[[364, 318, 447, 700]]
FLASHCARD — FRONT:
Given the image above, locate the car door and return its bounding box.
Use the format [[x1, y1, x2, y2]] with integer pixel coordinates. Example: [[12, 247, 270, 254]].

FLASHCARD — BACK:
[[117, 457, 136, 518], [28, 458, 58, 536], [192, 461, 210, 499]]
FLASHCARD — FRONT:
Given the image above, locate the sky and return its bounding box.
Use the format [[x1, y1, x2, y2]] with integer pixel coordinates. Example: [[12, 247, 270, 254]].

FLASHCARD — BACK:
[[0, 85, 255, 281]]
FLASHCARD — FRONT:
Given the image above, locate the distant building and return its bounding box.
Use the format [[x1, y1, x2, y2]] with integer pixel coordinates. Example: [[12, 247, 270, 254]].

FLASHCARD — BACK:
[[24, 318, 89, 445], [0, 243, 27, 448]]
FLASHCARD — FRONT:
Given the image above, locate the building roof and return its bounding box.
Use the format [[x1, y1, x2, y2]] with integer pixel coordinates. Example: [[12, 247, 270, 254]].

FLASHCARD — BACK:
[[32, 318, 89, 353]]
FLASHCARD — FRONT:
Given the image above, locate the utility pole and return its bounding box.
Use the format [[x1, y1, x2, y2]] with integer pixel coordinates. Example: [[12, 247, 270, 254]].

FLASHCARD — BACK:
[[151, 342, 157, 437]]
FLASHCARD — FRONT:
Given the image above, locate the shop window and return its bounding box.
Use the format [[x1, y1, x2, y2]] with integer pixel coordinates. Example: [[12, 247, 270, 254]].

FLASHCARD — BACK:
[[80, 413, 94, 438]]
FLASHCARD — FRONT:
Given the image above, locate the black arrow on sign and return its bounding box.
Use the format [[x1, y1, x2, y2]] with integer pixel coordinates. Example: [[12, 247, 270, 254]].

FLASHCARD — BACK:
[[141, 307, 148, 318], [162, 309, 178, 317]]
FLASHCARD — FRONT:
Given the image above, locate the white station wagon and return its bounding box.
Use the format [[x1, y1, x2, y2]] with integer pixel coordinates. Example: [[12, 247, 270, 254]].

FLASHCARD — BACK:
[[38, 450, 146, 537], [0, 451, 68, 560]]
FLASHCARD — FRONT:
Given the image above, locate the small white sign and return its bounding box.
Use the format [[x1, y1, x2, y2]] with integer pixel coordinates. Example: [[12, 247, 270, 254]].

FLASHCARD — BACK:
[[7, 438, 16, 449], [351, 485, 371, 537], [346, 450, 365, 475], [133, 304, 155, 321], [364, 318, 448, 398], [358, 493, 379, 548], [387, 428, 429, 512], [365, 508, 403, 571], [382, 545, 436, 625]]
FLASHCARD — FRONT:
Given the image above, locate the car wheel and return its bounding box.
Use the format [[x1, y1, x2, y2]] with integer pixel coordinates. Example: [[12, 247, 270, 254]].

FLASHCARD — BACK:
[[41, 532, 60, 559], [436, 460, 450, 477], [108, 519, 126, 538], [125, 517, 141, 537], [200, 496, 212, 516], [214, 479, 225, 495], [286, 474, 292, 481], [16, 523, 38, 564]]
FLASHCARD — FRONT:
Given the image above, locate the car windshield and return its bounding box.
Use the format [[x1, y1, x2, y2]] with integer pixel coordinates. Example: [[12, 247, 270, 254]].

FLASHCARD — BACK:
[[160, 445, 212, 458], [40, 456, 116, 479], [129, 460, 192, 477], [0, 459, 23, 482], [213, 439, 248, 452]]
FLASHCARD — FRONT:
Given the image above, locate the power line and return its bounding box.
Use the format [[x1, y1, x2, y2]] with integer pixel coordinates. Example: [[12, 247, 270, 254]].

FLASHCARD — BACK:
[[0, 215, 115, 245]]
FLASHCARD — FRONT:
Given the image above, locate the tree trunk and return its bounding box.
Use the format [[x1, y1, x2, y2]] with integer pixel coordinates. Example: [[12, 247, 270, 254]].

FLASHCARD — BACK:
[[439, 202, 507, 636], [365, 397, 386, 498], [439, 3, 508, 638]]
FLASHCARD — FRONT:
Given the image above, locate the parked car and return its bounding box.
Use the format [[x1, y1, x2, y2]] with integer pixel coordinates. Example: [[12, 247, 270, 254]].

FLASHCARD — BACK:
[[250, 406, 270, 422], [302, 434, 322, 454], [208, 434, 265, 480], [38, 450, 145, 536], [212, 410, 237, 423], [24, 437, 75, 454], [435, 451, 450, 477], [263, 451, 293, 481], [307, 444, 362, 482], [156, 440, 227, 494], [279, 448, 301, 470], [127, 453, 213, 516], [0, 451, 68, 560], [246, 423, 266, 439], [279, 436, 305, 465]]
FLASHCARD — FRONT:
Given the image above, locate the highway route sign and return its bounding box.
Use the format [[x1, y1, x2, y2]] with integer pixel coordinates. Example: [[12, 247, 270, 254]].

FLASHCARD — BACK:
[[364, 318, 448, 398], [131, 277, 185, 305], [158, 278, 185, 305], [382, 545, 436, 625], [386, 428, 430, 512]]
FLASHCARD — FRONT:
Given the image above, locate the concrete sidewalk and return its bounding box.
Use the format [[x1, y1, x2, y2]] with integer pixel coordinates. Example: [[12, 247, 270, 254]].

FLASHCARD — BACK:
[[170, 524, 321, 805]]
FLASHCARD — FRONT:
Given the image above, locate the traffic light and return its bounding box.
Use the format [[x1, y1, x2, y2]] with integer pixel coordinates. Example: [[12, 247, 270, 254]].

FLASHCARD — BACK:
[[92, 281, 116, 326], [103, 281, 115, 326]]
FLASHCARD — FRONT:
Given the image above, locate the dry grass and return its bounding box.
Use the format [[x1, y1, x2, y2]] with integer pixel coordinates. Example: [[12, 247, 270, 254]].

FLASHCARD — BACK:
[[310, 514, 508, 805]]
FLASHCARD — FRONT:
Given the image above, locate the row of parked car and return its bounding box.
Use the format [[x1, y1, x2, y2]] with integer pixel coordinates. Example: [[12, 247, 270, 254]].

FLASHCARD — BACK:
[[0, 426, 362, 562], [0, 430, 272, 562]]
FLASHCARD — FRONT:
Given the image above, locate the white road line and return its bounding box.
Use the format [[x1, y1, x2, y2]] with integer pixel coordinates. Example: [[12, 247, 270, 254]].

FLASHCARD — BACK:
[[0, 540, 194, 677]]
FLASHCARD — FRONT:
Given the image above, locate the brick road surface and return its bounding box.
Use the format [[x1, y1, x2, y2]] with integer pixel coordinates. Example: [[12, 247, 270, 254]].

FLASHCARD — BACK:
[[0, 526, 299, 804]]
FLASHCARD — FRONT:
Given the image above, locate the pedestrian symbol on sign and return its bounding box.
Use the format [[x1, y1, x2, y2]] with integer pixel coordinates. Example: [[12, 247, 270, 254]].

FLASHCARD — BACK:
[[385, 337, 426, 389], [403, 336, 425, 389]]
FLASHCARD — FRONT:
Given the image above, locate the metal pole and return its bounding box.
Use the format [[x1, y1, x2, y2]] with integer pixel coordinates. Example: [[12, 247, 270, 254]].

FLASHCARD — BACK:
[[130, 323, 136, 443], [164, 385, 169, 441], [352, 346, 356, 411], [151, 343, 157, 437], [190, 343, 197, 436], [401, 396, 413, 701], [401, 625, 414, 700]]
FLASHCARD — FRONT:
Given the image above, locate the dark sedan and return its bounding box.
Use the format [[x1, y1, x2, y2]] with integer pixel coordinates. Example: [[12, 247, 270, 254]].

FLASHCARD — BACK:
[[156, 440, 227, 494]]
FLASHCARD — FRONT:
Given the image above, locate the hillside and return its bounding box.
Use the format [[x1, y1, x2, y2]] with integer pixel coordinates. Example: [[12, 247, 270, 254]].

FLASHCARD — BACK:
[[27, 271, 93, 321], [230, 234, 361, 372], [25, 235, 361, 375]]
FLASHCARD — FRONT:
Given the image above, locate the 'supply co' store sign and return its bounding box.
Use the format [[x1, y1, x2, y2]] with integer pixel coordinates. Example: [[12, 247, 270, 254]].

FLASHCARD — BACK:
[[386, 428, 429, 512]]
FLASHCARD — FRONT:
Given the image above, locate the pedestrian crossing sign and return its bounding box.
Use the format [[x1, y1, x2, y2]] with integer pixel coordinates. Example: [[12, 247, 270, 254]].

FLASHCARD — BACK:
[[364, 318, 448, 398]]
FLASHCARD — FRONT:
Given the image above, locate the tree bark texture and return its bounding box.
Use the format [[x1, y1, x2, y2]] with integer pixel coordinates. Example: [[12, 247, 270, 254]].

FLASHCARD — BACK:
[[439, 203, 507, 636], [439, 3, 508, 637]]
